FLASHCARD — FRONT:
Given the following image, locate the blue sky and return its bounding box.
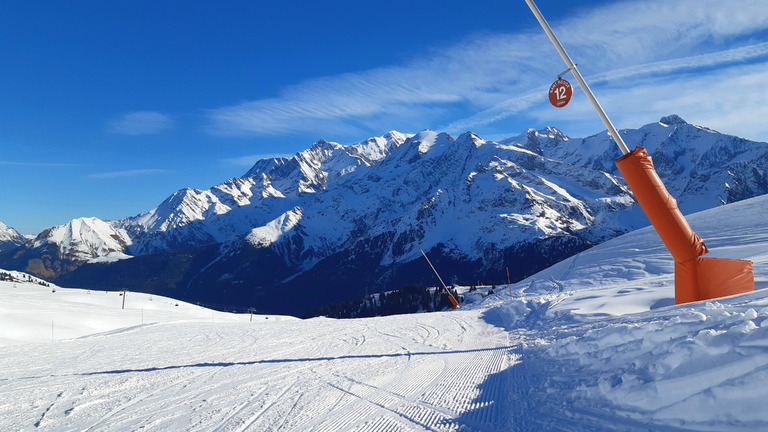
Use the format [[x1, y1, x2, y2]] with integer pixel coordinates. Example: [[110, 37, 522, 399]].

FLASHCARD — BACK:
[[2, 0, 768, 235]]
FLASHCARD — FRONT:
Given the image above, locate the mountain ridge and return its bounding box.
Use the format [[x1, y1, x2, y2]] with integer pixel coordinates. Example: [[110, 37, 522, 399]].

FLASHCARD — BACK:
[[0, 222, 30, 253], [2, 115, 767, 315]]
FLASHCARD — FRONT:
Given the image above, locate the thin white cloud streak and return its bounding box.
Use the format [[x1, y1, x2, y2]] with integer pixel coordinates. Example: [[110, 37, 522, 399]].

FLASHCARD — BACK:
[[221, 154, 293, 167], [88, 169, 168, 179], [520, 62, 768, 142], [610, 64, 768, 141], [107, 111, 173, 135], [592, 42, 768, 83], [207, 0, 768, 138], [0, 161, 82, 167], [207, 32, 543, 136], [443, 41, 768, 134], [549, 0, 768, 74]]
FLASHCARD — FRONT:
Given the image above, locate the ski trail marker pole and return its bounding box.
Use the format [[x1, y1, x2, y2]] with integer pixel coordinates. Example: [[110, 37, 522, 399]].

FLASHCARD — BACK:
[[524, 0, 629, 156]]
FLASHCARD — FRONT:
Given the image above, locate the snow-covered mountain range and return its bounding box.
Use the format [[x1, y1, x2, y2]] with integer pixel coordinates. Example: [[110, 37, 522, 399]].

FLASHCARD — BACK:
[[2, 115, 767, 315]]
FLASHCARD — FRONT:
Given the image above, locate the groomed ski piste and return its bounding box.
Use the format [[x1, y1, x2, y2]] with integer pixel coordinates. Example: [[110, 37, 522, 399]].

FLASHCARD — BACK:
[[1, 194, 767, 431]]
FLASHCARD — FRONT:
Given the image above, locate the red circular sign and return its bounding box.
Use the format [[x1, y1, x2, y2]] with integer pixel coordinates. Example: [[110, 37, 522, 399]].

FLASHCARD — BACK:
[[548, 79, 572, 108]]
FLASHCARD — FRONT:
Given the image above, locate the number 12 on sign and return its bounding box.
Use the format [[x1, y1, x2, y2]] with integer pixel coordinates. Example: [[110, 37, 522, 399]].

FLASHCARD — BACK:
[[548, 78, 572, 108]]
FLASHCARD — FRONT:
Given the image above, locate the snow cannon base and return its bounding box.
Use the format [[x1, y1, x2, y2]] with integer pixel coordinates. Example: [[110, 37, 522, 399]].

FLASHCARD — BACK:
[[675, 257, 754, 304], [448, 294, 460, 310]]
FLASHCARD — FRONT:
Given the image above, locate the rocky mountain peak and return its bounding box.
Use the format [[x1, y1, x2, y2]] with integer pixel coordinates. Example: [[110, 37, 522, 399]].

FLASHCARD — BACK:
[[0, 222, 29, 252], [659, 114, 687, 126]]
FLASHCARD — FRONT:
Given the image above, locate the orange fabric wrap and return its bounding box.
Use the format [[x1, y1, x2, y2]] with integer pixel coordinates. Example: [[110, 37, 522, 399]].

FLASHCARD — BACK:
[[615, 147, 708, 262], [675, 258, 754, 304], [615, 147, 753, 303]]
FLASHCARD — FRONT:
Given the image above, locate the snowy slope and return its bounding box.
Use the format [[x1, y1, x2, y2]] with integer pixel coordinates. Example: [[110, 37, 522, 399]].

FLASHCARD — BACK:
[[0, 276, 294, 347], [1, 194, 767, 431]]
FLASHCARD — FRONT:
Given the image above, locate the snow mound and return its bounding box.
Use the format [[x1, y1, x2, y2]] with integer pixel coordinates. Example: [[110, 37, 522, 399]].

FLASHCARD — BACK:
[[547, 295, 768, 426]]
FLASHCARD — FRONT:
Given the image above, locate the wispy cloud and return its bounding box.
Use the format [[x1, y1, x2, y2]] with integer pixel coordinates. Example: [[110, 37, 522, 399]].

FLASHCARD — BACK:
[[221, 154, 293, 167], [592, 42, 768, 83], [88, 169, 168, 179], [0, 161, 82, 167], [599, 63, 768, 141], [206, 0, 768, 140], [443, 42, 768, 134], [107, 111, 173, 135]]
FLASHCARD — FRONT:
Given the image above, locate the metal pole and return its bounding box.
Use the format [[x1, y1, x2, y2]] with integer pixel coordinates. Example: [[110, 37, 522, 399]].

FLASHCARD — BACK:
[[524, 0, 630, 156], [420, 249, 449, 292], [420, 248, 461, 309]]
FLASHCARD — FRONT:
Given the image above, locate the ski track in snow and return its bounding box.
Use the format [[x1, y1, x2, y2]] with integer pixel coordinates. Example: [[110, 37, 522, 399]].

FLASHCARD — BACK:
[[0, 307, 517, 431]]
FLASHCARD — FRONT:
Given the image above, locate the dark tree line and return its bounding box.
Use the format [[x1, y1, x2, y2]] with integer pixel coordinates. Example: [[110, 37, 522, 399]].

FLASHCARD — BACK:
[[0, 271, 50, 287], [307, 284, 463, 319]]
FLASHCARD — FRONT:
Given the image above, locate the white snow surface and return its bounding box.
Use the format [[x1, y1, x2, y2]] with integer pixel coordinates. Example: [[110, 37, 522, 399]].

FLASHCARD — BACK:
[[245, 207, 303, 247], [2, 194, 768, 431]]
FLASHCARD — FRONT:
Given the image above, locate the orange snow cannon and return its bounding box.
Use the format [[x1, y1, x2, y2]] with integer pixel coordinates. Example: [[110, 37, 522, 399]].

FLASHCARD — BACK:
[[448, 293, 460, 310], [527, 0, 754, 304], [616, 147, 754, 304]]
